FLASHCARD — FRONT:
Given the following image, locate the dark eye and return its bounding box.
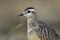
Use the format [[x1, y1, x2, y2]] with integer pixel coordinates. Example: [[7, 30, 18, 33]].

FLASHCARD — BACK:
[[27, 11, 31, 13]]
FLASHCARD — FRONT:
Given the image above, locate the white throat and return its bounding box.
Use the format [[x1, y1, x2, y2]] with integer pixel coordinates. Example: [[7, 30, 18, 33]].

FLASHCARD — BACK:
[[27, 15, 37, 34]]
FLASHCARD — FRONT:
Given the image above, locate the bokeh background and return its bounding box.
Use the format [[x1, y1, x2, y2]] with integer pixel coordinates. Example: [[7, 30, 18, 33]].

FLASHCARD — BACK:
[[0, 0, 60, 40]]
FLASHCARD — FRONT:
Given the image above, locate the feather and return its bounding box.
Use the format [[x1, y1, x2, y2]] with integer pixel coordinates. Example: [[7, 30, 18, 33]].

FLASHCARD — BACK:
[[36, 21, 60, 40]]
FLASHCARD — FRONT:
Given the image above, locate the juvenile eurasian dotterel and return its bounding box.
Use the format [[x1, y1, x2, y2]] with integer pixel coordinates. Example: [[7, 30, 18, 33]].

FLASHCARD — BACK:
[[19, 7, 60, 40]]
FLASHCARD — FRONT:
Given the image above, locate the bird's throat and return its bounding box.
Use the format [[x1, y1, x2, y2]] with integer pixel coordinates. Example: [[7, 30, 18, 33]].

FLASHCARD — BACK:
[[27, 16, 37, 34]]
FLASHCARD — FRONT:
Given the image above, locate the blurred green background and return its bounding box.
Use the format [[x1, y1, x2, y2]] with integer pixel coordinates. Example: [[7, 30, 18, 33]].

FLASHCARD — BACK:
[[0, 0, 60, 40]]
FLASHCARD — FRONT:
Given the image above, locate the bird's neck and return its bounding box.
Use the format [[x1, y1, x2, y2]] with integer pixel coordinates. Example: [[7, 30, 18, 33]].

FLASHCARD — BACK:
[[27, 14, 38, 40], [27, 14, 37, 33], [27, 14, 37, 27]]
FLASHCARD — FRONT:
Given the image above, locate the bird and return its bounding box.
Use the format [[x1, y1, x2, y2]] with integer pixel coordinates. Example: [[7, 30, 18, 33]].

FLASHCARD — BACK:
[[19, 7, 60, 40]]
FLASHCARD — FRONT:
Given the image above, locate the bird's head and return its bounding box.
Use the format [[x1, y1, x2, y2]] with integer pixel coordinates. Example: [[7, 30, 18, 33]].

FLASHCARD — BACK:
[[19, 7, 36, 18]]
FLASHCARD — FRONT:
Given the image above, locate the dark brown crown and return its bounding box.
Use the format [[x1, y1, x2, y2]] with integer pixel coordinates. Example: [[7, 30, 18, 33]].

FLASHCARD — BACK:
[[24, 7, 35, 11]]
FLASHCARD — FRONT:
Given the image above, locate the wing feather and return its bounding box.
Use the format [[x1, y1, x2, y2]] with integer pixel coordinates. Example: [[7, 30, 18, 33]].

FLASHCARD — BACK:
[[36, 21, 60, 40]]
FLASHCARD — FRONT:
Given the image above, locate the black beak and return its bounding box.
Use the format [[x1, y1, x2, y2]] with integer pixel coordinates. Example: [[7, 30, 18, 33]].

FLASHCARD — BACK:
[[19, 14, 24, 16]]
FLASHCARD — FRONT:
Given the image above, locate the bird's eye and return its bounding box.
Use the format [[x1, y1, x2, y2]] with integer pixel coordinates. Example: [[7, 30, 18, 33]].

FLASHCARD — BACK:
[[27, 11, 31, 13]]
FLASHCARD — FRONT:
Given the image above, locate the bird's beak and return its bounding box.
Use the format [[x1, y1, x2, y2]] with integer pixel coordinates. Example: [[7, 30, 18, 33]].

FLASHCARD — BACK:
[[19, 13, 24, 16]]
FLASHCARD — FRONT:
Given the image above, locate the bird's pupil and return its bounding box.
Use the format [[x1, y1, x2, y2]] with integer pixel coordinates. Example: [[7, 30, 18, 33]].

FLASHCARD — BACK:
[[28, 11, 31, 13]]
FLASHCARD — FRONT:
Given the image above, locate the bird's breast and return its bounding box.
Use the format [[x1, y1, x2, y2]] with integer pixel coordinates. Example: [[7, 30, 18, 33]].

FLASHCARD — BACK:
[[28, 32, 40, 40]]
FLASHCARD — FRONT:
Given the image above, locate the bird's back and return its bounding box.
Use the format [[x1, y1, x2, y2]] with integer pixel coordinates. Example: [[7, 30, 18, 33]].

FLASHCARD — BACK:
[[36, 21, 60, 40]]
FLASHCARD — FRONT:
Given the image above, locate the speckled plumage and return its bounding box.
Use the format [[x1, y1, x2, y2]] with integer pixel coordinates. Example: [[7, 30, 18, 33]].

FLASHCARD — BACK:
[[19, 7, 60, 40]]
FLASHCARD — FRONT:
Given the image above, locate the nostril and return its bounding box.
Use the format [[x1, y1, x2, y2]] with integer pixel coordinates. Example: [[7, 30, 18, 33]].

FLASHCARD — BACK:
[[25, 13, 27, 14]]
